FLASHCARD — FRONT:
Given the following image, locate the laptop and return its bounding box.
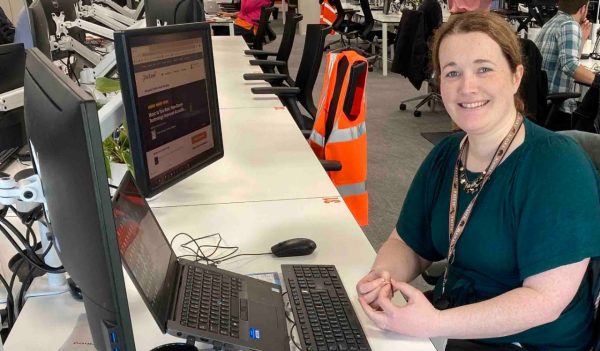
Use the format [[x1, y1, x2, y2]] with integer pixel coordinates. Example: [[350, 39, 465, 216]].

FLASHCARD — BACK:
[[112, 171, 289, 351], [204, 0, 220, 15]]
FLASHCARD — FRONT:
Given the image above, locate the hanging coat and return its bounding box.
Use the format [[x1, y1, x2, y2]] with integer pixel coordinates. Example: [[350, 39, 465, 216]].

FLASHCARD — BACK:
[[309, 51, 369, 226]]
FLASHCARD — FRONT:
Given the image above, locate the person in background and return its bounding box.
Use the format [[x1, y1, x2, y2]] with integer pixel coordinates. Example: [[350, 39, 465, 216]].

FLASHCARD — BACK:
[[216, 0, 271, 42], [448, 0, 491, 14], [356, 11, 600, 351], [534, 0, 599, 132]]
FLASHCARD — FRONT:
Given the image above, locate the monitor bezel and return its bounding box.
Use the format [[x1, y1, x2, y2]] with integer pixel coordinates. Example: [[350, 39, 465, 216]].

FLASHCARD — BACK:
[[114, 22, 224, 198]]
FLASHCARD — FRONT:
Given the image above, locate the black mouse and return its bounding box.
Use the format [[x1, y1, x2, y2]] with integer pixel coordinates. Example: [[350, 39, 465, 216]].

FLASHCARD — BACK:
[[271, 238, 317, 257]]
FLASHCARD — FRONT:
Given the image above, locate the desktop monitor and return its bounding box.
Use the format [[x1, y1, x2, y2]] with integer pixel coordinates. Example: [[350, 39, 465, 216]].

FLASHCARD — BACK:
[[145, 0, 205, 27], [114, 23, 224, 198], [23, 48, 136, 351], [0, 43, 26, 151]]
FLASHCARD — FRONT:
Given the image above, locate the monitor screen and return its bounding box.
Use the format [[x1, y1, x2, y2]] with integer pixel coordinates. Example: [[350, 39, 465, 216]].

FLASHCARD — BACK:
[[145, 0, 205, 27], [115, 23, 223, 198], [23, 47, 135, 351], [0, 43, 26, 151], [112, 171, 179, 331]]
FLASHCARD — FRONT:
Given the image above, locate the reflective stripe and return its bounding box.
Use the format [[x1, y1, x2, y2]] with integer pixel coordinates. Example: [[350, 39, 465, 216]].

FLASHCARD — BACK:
[[322, 2, 335, 13], [309, 130, 325, 147], [328, 122, 366, 143], [316, 54, 338, 118], [337, 182, 367, 197]]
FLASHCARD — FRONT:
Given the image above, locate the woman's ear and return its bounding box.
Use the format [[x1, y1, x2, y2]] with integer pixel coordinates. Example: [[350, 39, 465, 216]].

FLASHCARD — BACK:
[[513, 64, 524, 93]]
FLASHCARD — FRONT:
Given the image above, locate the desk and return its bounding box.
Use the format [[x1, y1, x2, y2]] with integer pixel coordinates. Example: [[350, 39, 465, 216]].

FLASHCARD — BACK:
[[147, 107, 340, 208], [5, 199, 437, 351], [206, 16, 235, 37]]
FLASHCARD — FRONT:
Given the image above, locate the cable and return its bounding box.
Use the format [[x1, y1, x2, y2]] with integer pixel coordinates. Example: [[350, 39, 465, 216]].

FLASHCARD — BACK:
[[0, 273, 15, 330], [289, 323, 303, 351]]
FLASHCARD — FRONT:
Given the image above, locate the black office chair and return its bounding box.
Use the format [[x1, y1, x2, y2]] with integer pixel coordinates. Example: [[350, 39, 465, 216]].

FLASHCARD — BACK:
[[243, 12, 303, 78], [324, 0, 363, 50], [247, 6, 277, 50], [248, 24, 330, 130]]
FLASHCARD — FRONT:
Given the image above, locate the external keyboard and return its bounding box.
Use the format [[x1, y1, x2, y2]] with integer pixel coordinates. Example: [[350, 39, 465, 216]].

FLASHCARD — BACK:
[[180, 265, 242, 338], [0, 147, 18, 171], [282, 264, 371, 351]]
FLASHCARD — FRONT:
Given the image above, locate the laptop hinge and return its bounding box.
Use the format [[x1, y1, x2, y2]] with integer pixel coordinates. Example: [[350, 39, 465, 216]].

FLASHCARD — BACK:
[[168, 263, 184, 322]]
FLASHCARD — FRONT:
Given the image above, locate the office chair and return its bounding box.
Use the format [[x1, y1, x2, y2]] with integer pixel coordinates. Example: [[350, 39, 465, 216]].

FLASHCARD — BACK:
[[249, 24, 330, 130], [392, 9, 439, 117], [243, 12, 303, 78], [323, 0, 363, 51], [247, 6, 277, 50]]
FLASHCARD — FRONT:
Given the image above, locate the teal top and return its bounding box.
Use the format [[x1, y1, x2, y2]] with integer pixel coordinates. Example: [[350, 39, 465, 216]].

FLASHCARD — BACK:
[[397, 119, 600, 350]]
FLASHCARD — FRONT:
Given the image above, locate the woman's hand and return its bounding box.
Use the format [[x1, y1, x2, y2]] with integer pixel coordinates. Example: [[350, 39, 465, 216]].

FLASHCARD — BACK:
[[356, 270, 391, 310], [359, 279, 441, 338]]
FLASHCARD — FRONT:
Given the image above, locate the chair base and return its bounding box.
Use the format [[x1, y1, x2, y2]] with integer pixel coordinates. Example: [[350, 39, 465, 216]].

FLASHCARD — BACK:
[[399, 92, 442, 117]]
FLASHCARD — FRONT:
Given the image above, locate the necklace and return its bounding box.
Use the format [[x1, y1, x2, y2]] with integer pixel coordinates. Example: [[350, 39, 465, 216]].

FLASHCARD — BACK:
[[458, 143, 487, 194]]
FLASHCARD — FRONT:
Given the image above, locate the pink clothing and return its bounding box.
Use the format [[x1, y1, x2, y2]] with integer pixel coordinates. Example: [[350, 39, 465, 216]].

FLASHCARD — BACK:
[[237, 0, 271, 25], [448, 0, 492, 13]]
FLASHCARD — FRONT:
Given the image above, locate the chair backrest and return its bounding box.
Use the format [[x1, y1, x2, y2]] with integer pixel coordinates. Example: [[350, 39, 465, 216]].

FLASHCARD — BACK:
[[275, 12, 303, 77], [294, 24, 330, 120], [358, 0, 374, 39], [251, 6, 276, 50], [518, 38, 548, 125]]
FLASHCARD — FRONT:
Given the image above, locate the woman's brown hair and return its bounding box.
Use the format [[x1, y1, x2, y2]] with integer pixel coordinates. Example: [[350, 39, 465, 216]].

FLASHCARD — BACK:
[[430, 11, 525, 114]]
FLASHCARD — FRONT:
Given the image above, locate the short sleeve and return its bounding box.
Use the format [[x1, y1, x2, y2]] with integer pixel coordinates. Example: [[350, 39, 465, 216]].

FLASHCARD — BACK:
[[515, 136, 600, 280], [395, 137, 457, 262]]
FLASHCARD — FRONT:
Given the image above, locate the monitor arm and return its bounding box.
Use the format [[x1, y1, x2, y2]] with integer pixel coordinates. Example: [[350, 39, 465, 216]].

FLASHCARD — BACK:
[[0, 173, 67, 293], [53, 12, 115, 40], [77, 2, 132, 30], [0, 87, 24, 112], [94, 0, 145, 20]]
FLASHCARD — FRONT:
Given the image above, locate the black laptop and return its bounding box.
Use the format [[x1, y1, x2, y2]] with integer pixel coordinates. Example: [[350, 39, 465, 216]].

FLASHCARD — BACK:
[[112, 171, 289, 350]]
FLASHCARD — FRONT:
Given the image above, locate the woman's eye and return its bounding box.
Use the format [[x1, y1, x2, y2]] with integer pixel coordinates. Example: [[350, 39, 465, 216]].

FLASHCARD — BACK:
[[445, 71, 459, 78], [478, 67, 492, 73]]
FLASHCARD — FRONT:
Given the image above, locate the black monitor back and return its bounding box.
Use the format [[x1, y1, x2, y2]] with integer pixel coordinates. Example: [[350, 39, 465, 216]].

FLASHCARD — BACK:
[[145, 0, 205, 26], [0, 43, 26, 151], [23, 47, 135, 351]]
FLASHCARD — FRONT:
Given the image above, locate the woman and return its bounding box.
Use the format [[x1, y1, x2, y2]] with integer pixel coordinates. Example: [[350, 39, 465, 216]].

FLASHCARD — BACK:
[[217, 0, 271, 42], [356, 12, 600, 351]]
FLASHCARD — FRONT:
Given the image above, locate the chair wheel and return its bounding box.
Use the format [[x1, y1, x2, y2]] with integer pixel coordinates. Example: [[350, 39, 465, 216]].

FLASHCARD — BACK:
[[414, 110, 422, 117], [399, 103, 407, 111]]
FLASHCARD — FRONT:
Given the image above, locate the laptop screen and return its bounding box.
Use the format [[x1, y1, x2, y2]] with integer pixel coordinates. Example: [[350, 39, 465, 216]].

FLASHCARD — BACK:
[[112, 171, 179, 331]]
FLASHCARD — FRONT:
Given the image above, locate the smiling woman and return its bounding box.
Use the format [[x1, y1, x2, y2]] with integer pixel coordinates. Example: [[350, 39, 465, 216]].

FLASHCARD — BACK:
[[356, 11, 600, 351]]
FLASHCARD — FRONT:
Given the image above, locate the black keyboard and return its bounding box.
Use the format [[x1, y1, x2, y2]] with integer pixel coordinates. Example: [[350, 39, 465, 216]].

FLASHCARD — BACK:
[[282, 265, 371, 351], [180, 265, 242, 338], [0, 147, 18, 170]]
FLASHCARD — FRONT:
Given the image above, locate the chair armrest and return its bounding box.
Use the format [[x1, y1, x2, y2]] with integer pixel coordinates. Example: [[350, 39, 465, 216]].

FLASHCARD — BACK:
[[244, 49, 278, 56], [243, 73, 287, 81], [249, 59, 286, 67], [321, 160, 342, 172], [547, 92, 581, 103], [251, 86, 301, 96]]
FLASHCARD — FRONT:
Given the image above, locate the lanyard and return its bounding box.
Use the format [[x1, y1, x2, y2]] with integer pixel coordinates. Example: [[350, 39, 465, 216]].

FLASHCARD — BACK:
[[441, 114, 523, 296]]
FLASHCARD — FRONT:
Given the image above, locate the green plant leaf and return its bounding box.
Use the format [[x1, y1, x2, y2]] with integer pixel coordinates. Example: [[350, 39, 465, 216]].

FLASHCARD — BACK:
[[96, 77, 121, 94]]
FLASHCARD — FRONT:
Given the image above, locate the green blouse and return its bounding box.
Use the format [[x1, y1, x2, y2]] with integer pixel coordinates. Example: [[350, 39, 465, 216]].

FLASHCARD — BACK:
[[397, 119, 600, 350]]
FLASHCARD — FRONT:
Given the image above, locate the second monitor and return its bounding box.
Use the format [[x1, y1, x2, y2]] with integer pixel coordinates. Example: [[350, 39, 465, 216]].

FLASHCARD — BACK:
[[114, 22, 224, 198]]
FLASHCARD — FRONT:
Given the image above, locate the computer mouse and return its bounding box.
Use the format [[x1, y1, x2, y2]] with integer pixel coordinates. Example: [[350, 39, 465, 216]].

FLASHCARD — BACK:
[[271, 238, 317, 257]]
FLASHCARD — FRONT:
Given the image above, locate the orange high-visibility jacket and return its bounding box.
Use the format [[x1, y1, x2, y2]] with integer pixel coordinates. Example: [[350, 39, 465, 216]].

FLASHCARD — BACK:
[[320, 0, 337, 34], [309, 51, 368, 226]]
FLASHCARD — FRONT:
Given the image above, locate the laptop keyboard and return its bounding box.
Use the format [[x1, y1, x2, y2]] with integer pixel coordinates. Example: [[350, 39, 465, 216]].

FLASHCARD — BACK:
[[282, 265, 371, 351], [181, 265, 243, 338], [0, 147, 18, 171]]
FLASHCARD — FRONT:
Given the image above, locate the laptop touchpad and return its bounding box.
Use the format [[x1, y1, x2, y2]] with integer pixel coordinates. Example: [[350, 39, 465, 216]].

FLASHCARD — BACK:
[[249, 302, 281, 329]]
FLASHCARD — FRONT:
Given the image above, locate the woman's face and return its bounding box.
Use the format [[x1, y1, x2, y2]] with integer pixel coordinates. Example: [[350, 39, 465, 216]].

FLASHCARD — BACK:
[[438, 32, 523, 136]]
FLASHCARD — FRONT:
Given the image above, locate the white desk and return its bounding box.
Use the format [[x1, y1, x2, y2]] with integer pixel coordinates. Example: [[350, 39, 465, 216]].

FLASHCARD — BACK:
[[5, 199, 437, 351], [206, 16, 235, 37], [148, 107, 340, 208]]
